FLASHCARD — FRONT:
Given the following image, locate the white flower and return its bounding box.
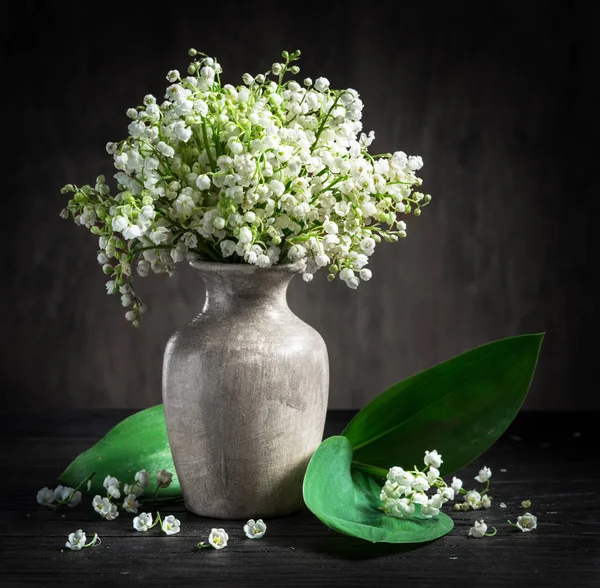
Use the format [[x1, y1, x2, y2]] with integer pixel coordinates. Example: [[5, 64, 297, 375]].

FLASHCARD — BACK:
[[411, 474, 430, 493], [426, 467, 440, 484], [475, 467, 492, 483], [468, 520, 488, 539], [133, 512, 153, 532], [515, 513, 537, 533], [391, 497, 415, 518], [157, 141, 175, 158], [244, 519, 267, 539], [123, 225, 142, 240], [314, 77, 330, 92], [135, 470, 150, 489], [156, 470, 173, 488], [55, 486, 82, 507], [161, 515, 181, 535], [196, 174, 211, 190], [65, 529, 87, 551], [451, 477, 463, 492], [440, 487, 455, 502], [111, 215, 128, 232], [62, 49, 430, 326], [238, 226, 253, 244], [424, 450, 443, 469], [92, 495, 119, 520], [103, 475, 121, 499], [122, 494, 140, 514], [465, 490, 482, 510], [481, 495, 492, 509], [359, 268, 372, 281], [36, 487, 55, 506], [208, 528, 229, 549], [520, 500, 532, 509]]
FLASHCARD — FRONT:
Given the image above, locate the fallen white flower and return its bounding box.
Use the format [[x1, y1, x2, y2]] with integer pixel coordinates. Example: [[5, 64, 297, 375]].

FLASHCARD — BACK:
[[468, 520, 488, 538], [161, 515, 181, 535], [133, 512, 153, 532], [208, 528, 229, 549], [475, 467, 492, 483], [36, 487, 55, 506], [65, 529, 87, 551], [244, 519, 267, 539], [514, 512, 537, 533], [156, 470, 173, 489], [122, 493, 140, 514]]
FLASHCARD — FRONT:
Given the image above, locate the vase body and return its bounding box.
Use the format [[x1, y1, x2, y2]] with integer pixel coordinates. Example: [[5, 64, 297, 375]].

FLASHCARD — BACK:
[[162, 260, 329, 519]]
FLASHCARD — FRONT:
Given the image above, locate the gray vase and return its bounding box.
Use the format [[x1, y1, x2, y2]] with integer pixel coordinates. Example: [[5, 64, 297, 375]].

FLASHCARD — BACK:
[[162, 260, 329, 519]]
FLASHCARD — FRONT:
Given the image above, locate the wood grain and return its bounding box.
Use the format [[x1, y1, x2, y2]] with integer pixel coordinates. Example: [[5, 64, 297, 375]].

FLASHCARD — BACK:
[[2, 1, 597, 410], [0, 410, 598, 586]]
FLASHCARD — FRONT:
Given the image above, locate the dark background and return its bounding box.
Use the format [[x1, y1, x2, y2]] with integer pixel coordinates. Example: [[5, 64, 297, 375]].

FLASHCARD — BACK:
[[2, 1, 597, 412]]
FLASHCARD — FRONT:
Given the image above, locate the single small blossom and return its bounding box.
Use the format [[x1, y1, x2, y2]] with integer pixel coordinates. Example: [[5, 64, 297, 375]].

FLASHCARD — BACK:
[[424, 450, 443, 469], [65, 529, 87, 551], [465, 490, 482, 510], [161, 515, 181, 535], [475, 467, 492, 484], [481, 495, 492, 509], [122, 493, 140, 514], [468, 520, 488, 539], [103, 475, 121, 499], [135, 469, 150, 489], [37, 487, 55, 506], [92, 495, 119, 521], [244, 519, 267, 539], [520, 499, 532, 509], [156, 470, 173, 489], [208, 528, 229, 549], [511, 512, 538, 533], [451, 477, 463, 492], [133, 512, 153, 532]]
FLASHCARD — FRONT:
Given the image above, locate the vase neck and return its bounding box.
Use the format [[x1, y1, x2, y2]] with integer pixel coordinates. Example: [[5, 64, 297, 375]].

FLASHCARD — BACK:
[[191, 261, 302, 315]]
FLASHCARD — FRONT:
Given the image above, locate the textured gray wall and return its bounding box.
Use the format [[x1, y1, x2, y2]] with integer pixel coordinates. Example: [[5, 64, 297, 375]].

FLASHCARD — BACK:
[[3, 1, 597, 411]]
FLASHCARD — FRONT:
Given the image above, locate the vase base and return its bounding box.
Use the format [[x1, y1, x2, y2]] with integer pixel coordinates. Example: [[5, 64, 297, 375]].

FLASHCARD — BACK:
[[183, 500, 304, 520]]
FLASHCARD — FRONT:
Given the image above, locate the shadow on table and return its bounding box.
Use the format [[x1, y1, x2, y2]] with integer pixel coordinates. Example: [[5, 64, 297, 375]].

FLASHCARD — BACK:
[[298, 531, 434, 560]]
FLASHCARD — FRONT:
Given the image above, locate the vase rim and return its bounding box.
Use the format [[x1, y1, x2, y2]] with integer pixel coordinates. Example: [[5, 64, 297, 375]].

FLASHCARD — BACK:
[[189, 259, 306, 274]]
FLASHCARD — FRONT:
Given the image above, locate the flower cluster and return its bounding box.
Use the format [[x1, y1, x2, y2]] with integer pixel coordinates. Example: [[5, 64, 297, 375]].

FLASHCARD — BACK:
[[380, 450, 458, 519], [61, 48, 431, 325], [37, 484, 82, 509], [452, 466, 493, 512], [92, 469, 169, 520], [132, 511, 181, 535], [196, 519, 267, 551]]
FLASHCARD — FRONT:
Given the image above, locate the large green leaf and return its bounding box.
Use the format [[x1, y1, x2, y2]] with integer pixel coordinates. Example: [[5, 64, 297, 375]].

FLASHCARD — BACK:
[[343, 334, 544, 477], [303, 436, 454, 543], [59, 405, 181, 502]]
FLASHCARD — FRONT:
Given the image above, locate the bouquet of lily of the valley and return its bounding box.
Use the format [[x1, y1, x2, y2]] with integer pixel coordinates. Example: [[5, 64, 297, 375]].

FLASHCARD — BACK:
[[60, 49, 430, 325]]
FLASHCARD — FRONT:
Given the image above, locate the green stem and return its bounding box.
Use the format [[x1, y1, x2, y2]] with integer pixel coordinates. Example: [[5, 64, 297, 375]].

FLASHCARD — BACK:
[[351, 460, 388, 479], [201, 120, 216, 172]]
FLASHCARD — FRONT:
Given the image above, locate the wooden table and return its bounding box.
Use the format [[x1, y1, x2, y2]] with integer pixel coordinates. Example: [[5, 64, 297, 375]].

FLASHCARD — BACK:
[[1, 410, 599, 586]]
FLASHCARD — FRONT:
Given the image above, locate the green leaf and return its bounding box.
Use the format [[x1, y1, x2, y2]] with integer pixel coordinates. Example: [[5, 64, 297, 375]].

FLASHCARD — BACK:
[[343, 333, 544, 477], [303, 436, 454, 543], [59, 405, 181, 502]]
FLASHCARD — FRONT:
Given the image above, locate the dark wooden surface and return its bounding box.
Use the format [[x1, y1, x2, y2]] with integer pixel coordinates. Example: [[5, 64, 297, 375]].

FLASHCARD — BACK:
[[4, 1, 599, 413], [0, 410, 599, 587]]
